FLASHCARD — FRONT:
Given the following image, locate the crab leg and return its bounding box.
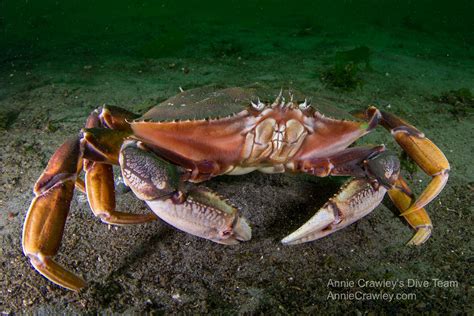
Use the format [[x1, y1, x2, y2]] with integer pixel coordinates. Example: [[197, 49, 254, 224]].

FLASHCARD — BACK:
[[83, 109, 158, 224], [22, 138, 87, 291], [84, 160, 158, 225], [388, 177, 432, 245], [365, 107, 450, 216], [295, 145, 386, 178], [23, 107, 154, 291], [119, 140, 252, 245], [75, 178, 86, 193]]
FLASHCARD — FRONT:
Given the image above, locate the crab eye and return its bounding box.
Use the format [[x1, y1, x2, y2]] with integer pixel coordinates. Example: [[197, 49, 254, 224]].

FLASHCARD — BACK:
[[298, 98, 312, 110], [251, 98, 265, 111]]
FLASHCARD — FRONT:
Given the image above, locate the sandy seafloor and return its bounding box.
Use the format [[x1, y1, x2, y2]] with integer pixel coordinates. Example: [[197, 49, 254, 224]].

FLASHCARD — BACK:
[[0, 22, 473, 314]]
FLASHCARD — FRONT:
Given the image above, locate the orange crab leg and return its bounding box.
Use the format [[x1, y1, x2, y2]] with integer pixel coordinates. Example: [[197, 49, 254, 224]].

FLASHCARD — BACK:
[[373, 108, 450, 216], [22, 138, 87, 291], [84, 160, 158, 225], [388, 177, 432, 245], [83, 109, 158, 225], [75, 177, 86, 193], [23, 107, 156, 291]]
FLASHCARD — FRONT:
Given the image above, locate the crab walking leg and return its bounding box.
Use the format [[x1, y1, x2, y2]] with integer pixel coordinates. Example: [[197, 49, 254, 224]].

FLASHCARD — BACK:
[[84, 160, 158, 225], [82, 109, 157, 224], [22, 106, 151, 291], [388, 177, 432, 245], [22, 138, 87, 291], [368, 107, 449, 216], [119, 140, 251, 245], [75, 177, 86, 193], [282, 179, 387, 245]]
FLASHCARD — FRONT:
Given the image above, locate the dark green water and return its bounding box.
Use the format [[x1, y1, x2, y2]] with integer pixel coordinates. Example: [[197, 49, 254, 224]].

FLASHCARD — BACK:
[[2, 1, 473, 59]]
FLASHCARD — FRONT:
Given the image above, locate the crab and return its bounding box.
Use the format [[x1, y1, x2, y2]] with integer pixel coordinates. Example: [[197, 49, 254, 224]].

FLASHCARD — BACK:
[[22, 85, 450, 291]]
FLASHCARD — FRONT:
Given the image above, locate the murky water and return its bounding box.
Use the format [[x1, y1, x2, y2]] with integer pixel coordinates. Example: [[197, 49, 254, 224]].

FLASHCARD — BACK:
[[0, 1, 472, 314]]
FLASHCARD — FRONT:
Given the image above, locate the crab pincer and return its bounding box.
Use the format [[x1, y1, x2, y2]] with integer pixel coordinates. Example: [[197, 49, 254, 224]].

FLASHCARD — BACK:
[[282, 179, 387, 245], [119, 140, 251, 245], [283, 149, 401, 245]]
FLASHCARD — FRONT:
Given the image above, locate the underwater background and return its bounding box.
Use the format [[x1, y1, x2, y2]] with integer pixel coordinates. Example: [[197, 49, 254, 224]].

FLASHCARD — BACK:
[[0, 1, 473, 314]]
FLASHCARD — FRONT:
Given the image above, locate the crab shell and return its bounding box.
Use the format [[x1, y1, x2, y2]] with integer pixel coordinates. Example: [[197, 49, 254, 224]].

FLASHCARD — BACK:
[[130, 84, 369, 180]]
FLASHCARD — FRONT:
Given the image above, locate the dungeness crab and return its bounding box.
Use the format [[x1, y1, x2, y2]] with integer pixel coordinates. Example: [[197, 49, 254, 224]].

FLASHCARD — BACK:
[[23, 85, 449, 291]]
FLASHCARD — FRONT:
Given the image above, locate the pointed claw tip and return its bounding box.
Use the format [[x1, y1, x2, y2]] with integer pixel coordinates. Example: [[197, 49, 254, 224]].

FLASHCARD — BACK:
[[281, 206, 336, 245], [281, 231, 318, 245], [281, 235, 302, 245], [406, 226, 432, 246], [233, 216, 252, 242], [281, 229, 317, 245]]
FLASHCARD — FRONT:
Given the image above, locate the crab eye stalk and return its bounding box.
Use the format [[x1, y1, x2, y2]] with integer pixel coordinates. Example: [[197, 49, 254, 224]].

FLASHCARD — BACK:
[[298, 98, 312, 110], [251, 98, 265, 111]]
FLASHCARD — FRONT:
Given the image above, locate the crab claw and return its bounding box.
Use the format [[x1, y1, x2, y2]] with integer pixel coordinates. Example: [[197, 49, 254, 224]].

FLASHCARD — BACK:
[[120, 140, 251, 245], [282, 179, 387, 245], [146, 187, 251, 245]]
